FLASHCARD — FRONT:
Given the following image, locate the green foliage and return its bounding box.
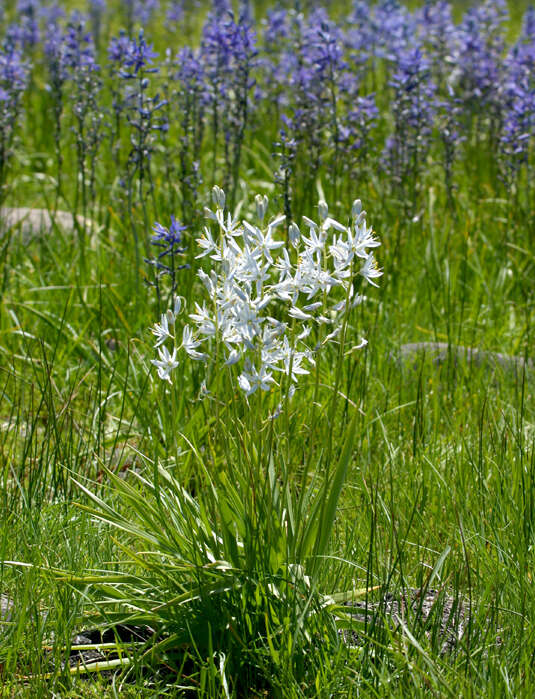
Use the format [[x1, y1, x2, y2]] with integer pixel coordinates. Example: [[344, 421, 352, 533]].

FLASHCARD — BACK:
[[0, 1, 534, 696]]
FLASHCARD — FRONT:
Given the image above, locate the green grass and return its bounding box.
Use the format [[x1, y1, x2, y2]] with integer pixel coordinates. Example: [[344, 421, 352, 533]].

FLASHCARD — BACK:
[[1, 182, 533, 696], [1, 0, 535, 696]]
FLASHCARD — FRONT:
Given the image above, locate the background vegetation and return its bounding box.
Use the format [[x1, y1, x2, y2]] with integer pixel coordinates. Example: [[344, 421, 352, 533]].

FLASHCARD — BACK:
[[0, 0, 534, 696]]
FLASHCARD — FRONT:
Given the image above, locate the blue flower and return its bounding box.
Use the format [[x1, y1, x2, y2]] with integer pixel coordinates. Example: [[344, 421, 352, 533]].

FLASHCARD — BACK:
[[121, 30, 158, 77], [151, 217, 187, 257]]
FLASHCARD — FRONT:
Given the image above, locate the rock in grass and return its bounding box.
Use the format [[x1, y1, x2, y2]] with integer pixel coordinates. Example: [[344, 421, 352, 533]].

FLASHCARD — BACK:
[[0, 207, 96, 240], [395, 342, 532, 374], [0, 594, 13, 628], [0, 594, 13, 677], [341, 587, 500, 656], [66, 625, 153, 671]]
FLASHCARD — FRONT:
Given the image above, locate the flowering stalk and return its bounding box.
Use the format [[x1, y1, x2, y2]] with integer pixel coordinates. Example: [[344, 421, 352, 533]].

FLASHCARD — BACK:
[[89, 0, 106, 52], [228, 11, 258, 209], [384, 45, 436, 214], [201, 7, 257, 202], [309, 16, 345, 204], [107, 30, 131, 170], [274, 115, 297, 232], [150, 187, 381, 402], [456, 0, 509, 169], [121, 30, 165, 224], [145, 216, 189, 312], [43, 17, 67, 209], [14, 0, 40, 50], [114, 29, 167, 285], [61, 18, 102, 230], [499, 27, 535, 205], [0, 40, 29, 205], [170, 47, 206, 227], [436, 84, 464, 211]]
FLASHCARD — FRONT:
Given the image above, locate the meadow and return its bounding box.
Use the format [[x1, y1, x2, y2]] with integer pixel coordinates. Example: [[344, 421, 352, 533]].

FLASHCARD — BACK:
[[0, 0, 534, 696]]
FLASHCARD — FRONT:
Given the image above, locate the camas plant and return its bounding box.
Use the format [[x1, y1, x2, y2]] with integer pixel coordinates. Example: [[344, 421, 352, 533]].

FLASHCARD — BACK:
[[43, 13, 102, 218], [456, 0, 509, 150], [110, 29, 167, 282], [43, 14, 68, 207], [119, 28, 166, 215], [151, 186, 380, 395], [499, 24, 535, 196], [144, 215, 189, 311], [69, 187, 382, 693], [384, 45, 436, 213], [167, 46, 206, 226], [107, 29, 131, 165], [62, 17, 103, 227], [201, 7, 258, 205], [88, 0, 106, 51], [0, 39, 29, 204], [14, 0, 40, 49]]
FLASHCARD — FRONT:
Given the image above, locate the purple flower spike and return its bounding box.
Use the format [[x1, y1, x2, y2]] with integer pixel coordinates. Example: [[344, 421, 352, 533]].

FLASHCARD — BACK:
[[121, 29, 158, 77]]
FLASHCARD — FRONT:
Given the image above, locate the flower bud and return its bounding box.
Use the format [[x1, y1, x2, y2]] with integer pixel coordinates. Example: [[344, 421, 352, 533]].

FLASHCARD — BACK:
[[288, 221, 301, 248], [173, 295, 183, 316], [255, 194, 268, 222], [318, 200, 328, 221], [351, 199, 362, 218], [211, 186, 226, 210], [355, 210, 367, 226]]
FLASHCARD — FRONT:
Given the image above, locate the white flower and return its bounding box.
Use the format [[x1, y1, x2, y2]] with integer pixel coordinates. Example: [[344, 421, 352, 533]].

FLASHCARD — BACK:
[[151, 346, 179, 383], [198, 269, 216, 296], [302, 226, 324, 258], [225, 348, 241, 366], [255, 194, 268, 222], [190, 303, 216, 337], [323, 326, 342, 344], [297, 325, 311, 341], [323, 216, 348, 233], [238, 362, 275, 395], [197, 226, 218, 258], [351, 199, 362, 218], [275, 247, 293, 281], [359, 253, 383, 287], [330, 238, 352, 267], [288, 306, 312, 320], [237, 373, 251, 393], [302, 215, 318, 230], [155, 187, 382, 395], [251, 223, 285, 264], [350, 220, 380, 258], [182, 326, 208, 361], [215, 208, 240, 235], [276, 337, 310, 381], [332, 298, 347, 312], [212, 185, 226, 209], [152, 313, 173, 347]]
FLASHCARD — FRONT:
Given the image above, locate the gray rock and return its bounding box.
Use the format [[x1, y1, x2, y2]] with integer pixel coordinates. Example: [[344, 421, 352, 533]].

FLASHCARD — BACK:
[[1, 593, 13, 617], [394, 342, 532, 374], [0, 594, 13, 630], [0, 207, 97, 240], [341, 587, 499, 656]]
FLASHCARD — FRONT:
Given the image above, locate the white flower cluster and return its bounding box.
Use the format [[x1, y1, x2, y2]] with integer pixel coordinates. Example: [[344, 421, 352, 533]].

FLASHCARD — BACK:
[[151, 187, 381, 394]]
